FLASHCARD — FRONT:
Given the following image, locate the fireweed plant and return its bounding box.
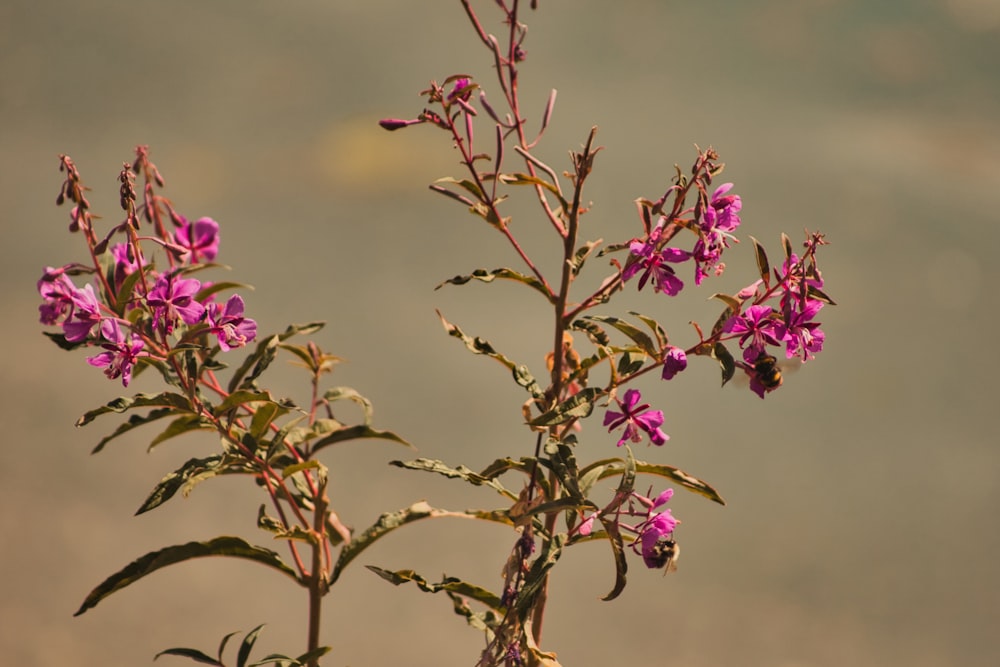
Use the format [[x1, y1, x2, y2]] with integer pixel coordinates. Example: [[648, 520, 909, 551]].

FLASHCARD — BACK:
[[39, 149, 446, 667], [374, 2, 834, 666], [39, 4, 836, 667]]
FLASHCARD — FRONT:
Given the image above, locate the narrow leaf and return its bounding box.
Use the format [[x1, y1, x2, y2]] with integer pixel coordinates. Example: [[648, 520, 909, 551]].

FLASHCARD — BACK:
[[365, 567, 504, 611], [90, 407, 173, 454], [748, 235, 771, 288], [390, 458, 516, 499], [74, 537, 300, 616], [237, 624, 266, 667], [528, 388, 601, 427], [585, 315, 658, 357], [135, 455, 232, 515], [77, 392, 193, 427], [435, 267, 553, 303], [310, 424, 411, 454], [154, 648, 224, 665], [147, 414, 216, 451]]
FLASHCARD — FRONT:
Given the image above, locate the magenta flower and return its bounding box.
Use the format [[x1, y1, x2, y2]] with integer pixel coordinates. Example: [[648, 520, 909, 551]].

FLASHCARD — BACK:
[[632, 488, 679, 569], [661, 346, 688, 381], [691, 183, 742, 285], [205, 294, 257, 351], [603, 388, 669, 447], [623, 220, 691, 296], [87, 319, 144, 387], [173, 216, 220, 264], [38, 267, 78, 326], [723, 304, 782, 363], [147, 272, 205, 334], [778, 299, 825, 361], [62, 283, 103, 342]]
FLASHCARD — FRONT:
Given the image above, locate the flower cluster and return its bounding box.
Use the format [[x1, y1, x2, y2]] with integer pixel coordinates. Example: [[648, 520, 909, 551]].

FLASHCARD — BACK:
[[722, 232, 831, 397], [578, 486, 680, 572], [38, 151, 256, 387]]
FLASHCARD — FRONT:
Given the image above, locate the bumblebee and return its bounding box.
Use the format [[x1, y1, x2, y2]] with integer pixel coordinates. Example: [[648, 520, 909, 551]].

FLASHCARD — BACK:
[[648, 537, 680, 575], [751, 352, 783, 390]]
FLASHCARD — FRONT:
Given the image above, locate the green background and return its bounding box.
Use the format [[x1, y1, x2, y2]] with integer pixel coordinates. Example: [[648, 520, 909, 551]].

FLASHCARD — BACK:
[[3, 1, 999, 665]]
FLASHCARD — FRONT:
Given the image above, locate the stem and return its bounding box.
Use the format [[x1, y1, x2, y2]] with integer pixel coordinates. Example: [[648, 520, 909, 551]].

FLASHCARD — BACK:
[[306, 483, 330, 667]]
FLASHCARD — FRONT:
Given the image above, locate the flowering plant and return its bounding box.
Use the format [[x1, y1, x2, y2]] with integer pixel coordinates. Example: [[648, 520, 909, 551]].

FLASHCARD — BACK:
[[39, 2, 833, 666]]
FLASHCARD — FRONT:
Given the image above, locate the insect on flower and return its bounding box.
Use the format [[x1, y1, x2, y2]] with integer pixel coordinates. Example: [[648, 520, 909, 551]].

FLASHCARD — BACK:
[[647, 537, 680, 575]]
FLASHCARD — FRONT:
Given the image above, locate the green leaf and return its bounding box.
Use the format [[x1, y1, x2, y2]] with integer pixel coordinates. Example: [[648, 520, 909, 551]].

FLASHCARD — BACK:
[[497, 172, 564, 200], [434, 176, 486, 202], [77, 392, 194, 427], [597, 514, 628, 601], [154, 647, 224, 665], [437, 310, 517, 371], [323, 386, 374, 425], [227, 323, 324, 393], [195, 281, 253, 303], [365, 566, 504, 611], [748, 236, 771, 288], [310, 424, 411, 454], [390, 458, 516, 500], [90, 407, 174, 454], [634, 461, 727, 505], [569, 240, 603, 276], [585, 315, 658, 357], [528, 387, 601, 427], [711, 342, 736, 387], [135, 455, 239, 515], [435, 267, 553, 303], [629, 311, 669, 352], [74, 537, 300, 616], [237, 624, 266, 667], [330, 502, 508, 584], [147, 414, 216, 451]]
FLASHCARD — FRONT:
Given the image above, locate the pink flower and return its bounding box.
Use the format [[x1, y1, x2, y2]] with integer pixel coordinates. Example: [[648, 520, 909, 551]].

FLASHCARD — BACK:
[[603, 389, 669, 447], [87, 320, 144, 387]]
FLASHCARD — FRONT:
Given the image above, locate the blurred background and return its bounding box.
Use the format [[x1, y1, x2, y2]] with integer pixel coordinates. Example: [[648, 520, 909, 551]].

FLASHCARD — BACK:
[[3, 1, 999, 665]]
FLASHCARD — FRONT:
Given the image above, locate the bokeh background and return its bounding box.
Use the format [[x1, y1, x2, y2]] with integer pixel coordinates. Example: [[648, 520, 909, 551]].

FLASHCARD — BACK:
[[3, 1, 999, 665]]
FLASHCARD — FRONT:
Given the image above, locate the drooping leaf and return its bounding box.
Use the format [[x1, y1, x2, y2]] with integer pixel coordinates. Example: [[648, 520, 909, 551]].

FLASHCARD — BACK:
[[597, 515, 628, 601], [154, 647, 224, 665], [528, 387, 601, 427], [77, 392, 194, 427], [435, 176, 486, 202], [497, 172, 563, 201], [711, 342, 736, 387], [634, 461, 727, 505], [213, 390, 277, 417], [366, 566, 504, 611], [135, 455, 240, 515], [390, 458, 516, 499], [227, 323, 324, 393], [74, 537, 300, 616], [323, 386, 374, 425], [330, 502, 441, 583], [147, 414, 216, 451], [89, 407, 173, 454], [435, 267, 553, 303], [437, 310, 517, 371], [310, 424, 411, 453]]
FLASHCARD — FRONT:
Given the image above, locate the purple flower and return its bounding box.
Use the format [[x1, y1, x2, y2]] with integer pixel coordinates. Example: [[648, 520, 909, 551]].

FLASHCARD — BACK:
[[38, 267, 78, 326], [603, 388, 669, 447], [62, 283, 103, 342], [778, 299, 825, 361], [661, 346, 688, 380], [110, 242, 147, 292], [87, 319, 144, 387], [447, 77, 473, 103], [623, 219, 691, 296], [691, 183, 742, 285], [206, 294, 257, 351], [147, 272, 205, 334], [173, 216, 220, 264], [636, 488, 679, 569], [723, 304, 782, 363]]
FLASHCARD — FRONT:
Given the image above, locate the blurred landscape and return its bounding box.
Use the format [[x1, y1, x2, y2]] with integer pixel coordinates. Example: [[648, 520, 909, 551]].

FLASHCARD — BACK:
[[3, 1, 999, 665]]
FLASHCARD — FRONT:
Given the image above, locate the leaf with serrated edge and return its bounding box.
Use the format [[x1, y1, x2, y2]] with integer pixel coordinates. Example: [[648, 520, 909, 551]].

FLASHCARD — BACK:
[[74, 537, 299, 616]]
